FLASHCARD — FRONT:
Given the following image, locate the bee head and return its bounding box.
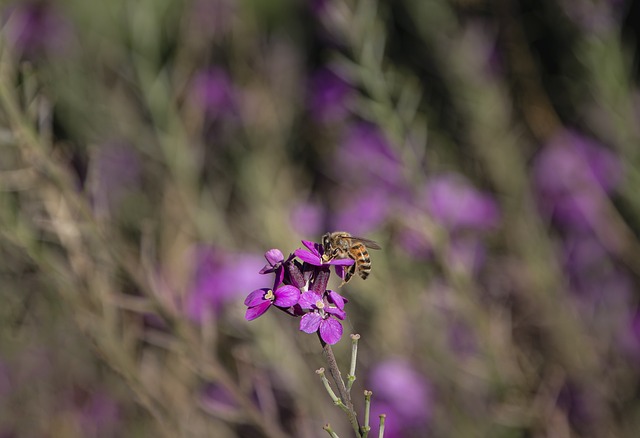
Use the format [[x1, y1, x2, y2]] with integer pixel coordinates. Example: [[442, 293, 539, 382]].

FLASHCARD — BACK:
[[321, 232, 331, 250]]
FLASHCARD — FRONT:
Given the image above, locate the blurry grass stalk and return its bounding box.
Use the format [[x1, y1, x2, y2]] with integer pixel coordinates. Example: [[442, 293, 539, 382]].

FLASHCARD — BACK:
[[320, 0, 428, 185], [0, 46, 292, 437], [405, 0, 597, 370]]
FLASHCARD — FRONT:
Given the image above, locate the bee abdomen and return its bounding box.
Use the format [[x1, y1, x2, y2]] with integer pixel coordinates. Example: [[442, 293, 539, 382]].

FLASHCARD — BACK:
[[357, 258, 371, 279]]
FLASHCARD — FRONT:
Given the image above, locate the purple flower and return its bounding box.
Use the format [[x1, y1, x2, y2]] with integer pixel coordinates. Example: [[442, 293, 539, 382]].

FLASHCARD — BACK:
[[335, 122, 405, 191], [259, 248, 292, 286], [290, 201, 324, 237], [3, 1, 73, 59], [200, 383, 238, 415], [308, 68, 353, 124], [186, 247, 265, 322], [188, 68, 234, 119], [261, 249, 285, 272], [298, 291, 345, 344], [294, 240, 354, 268], [397, 227, 433, 259], [562, 232, 632, 317], [244, 285, 301, 321], [370, 359, 433, 424], [78, 392, 121, 437], [423, 173, 500, 230], [368, 401, 402, 438], [244, 238, 353, 345], [533, 130, 621, 230], [557, 382, 601, 434], [447, 236, 487, 276], [326, 289, 347, 310], [330, 190, 391, 236]]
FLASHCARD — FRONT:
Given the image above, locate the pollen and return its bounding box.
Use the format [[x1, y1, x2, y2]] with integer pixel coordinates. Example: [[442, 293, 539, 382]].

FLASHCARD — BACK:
[[316, 300, 325, 309], [264, 289, 275, 301]]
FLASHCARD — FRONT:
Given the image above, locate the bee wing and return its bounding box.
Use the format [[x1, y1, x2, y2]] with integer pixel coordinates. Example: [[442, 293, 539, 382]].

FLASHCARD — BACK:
[[349, 236, 382, 250]]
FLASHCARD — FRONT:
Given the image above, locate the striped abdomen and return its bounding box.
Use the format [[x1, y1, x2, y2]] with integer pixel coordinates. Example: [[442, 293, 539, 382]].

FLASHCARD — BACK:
[[345, 242, 371, 283]]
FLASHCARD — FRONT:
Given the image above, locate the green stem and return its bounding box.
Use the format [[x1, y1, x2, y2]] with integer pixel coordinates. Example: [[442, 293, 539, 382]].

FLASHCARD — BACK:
[[318, 335, 361, 437], [347, 334, 360, 392]]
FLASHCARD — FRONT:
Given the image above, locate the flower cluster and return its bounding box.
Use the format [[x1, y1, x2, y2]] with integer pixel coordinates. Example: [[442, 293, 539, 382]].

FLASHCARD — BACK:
[[244, 240, 354, 345]]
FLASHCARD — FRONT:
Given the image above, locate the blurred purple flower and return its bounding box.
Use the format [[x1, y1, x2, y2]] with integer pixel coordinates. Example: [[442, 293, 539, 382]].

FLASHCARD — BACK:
[[370, 359, 434, 425], [534, 130, 621, 230], [290, 201, 324, 237], [92, 142, 141, 215], [336, 122, 405, 191], [3, 1, 73, 59], [189, 68, 235, 119], [557, 382, 603, 434], [447, 237, 487, 276], [200, 383, 238, 415], [244, 285, 301, 321], [423, 173, 500, 230], [186, 247, 265, 322], [298, 291, 345, 344], [369, 401, 402, 438], [308, 68, 353, 124], [397, 227, 433, 259], [330, 190, 391, 236], [78, 392, 121, 437], [326, 122, 408, 234]]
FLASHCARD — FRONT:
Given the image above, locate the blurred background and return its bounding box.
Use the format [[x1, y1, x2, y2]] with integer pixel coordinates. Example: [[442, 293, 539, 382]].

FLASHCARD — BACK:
[[1, 0, 640, 436]]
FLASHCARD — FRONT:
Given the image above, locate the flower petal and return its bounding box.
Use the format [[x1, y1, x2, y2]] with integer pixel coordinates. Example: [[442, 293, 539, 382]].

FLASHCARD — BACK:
[[264, 249, 284, 266], [259, 264, 275, 274], [245, 301, 271, 321], [294, 248, 322, 265], [244, 288, 269, 306], [325, 306, 346, 320], [319, 318, 343, 344], [299, 291, 322, 309], [334, 264, 345, 279], [301, 240, 319, 254], [300, 312, 323, 333], [328, 258, 355, 266], [327, 290, 347, 310], [273, 285, 300, 307]]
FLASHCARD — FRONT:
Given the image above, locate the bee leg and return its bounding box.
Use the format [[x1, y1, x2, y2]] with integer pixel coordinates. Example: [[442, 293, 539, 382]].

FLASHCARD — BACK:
[[341, 264, 356, 286]]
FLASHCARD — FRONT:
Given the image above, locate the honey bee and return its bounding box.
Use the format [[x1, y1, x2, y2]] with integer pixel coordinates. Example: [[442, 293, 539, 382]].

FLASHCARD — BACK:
[[321, 231, 381, 285]]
